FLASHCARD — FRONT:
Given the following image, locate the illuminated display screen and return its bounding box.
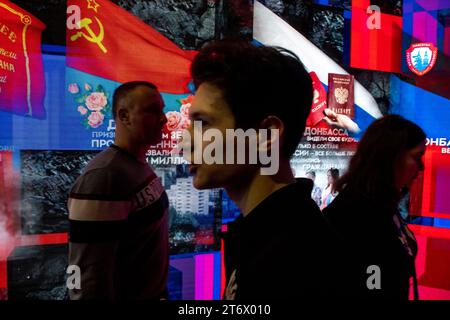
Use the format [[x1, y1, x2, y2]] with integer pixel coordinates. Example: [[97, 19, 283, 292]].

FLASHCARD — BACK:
[[0, 0, 449, 301]]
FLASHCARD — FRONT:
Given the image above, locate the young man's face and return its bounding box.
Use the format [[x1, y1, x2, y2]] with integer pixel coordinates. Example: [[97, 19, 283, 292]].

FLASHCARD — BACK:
[[127, 85, 167, 146], [186, 83, 258, 190]]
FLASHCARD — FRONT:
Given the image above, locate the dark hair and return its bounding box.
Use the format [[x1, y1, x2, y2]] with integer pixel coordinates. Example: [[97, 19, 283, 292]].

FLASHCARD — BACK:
[[112, 81, 157, 119], [191, 40, 313, 158], [306, 170, 316, 178], [328, 168, 339, 179], [335, 115, 426, 209], [327, 168, 340, 192]]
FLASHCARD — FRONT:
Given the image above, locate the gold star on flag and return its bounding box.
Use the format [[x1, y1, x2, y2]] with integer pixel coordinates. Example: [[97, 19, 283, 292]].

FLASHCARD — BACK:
[[87, 0, 100, 13]]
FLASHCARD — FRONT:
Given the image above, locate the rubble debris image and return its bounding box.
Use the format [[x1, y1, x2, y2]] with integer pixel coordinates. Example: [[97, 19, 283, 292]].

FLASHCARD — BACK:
[[20, 150, 99, 235]]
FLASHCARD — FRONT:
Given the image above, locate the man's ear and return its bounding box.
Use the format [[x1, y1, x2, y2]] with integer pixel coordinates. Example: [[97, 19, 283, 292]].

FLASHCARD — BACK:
[[258, 116, 284, 153], [117, 107, 130, 125]]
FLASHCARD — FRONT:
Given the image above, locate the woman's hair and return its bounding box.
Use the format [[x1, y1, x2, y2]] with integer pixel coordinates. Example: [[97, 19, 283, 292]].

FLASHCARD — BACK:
[[335, 115, 426, 208], [327, 168, 340, 193]]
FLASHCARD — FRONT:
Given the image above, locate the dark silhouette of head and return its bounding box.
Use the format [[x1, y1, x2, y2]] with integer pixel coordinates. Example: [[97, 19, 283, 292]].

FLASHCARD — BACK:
[[336, 115, 426, 209]]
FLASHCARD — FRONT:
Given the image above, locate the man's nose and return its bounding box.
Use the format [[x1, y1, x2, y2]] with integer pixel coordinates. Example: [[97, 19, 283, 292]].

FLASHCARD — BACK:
[[178, 129, 194, 162], [180, 127, 193, 150]]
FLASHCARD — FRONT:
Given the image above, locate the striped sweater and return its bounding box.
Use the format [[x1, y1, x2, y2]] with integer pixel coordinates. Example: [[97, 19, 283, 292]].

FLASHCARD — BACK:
[[68, 144, 169, 300]]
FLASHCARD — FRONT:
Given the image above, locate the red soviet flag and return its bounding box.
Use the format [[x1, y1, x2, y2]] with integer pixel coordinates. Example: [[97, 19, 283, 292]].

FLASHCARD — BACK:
[[66, 0, 196, 94], [0, 0, 46, 118]]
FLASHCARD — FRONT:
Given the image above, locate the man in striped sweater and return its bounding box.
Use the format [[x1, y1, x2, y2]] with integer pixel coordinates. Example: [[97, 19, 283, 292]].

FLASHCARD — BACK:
[[67, 81, 169, 300]]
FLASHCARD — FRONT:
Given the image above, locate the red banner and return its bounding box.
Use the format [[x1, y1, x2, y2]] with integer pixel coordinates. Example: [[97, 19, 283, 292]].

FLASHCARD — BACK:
[[306, 71, 327, 126], [0, 0, 46, 118], [66, 0, 196, 94]]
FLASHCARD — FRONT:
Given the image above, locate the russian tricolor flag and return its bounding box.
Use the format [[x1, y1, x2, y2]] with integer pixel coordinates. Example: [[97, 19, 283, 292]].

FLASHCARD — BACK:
[[253, 1, 381, 137]]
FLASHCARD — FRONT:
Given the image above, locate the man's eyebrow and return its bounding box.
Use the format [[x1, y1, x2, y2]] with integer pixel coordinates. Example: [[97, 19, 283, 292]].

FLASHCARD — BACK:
[[189, 110, 209, 118]]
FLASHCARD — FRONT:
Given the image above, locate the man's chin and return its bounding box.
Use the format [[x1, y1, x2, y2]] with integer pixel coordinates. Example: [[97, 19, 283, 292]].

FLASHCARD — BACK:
[[193, 178, 208, 190], [192, 175, 217, 190]]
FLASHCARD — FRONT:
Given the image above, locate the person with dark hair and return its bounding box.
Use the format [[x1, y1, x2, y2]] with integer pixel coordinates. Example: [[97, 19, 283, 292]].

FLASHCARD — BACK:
[[187, 40, 340, 299], [68, 81, 169, 300], [320, 168, 339, 210], [323, 115, 426, 300]]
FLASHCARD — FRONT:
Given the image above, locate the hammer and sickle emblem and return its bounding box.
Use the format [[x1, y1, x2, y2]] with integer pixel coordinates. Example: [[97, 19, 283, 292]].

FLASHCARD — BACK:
[[70, 17, 107, 53]]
